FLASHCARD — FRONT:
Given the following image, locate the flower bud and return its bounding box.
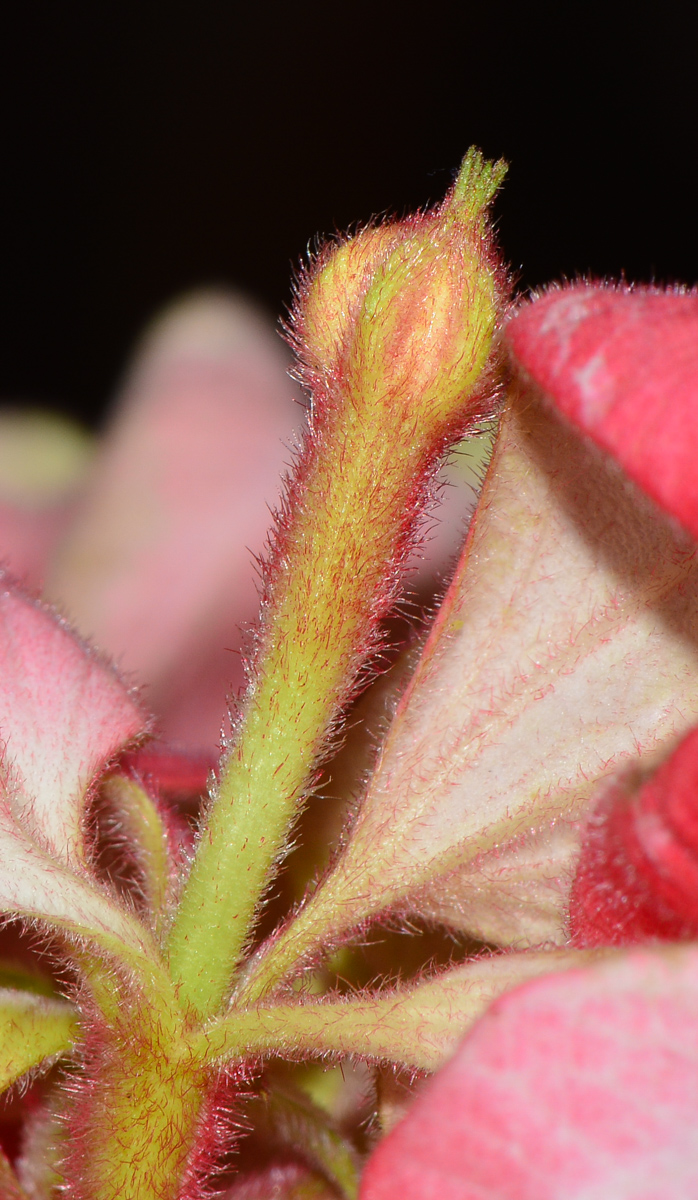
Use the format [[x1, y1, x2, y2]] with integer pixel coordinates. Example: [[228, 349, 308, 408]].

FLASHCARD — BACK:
[[299, 148, 507, 429]]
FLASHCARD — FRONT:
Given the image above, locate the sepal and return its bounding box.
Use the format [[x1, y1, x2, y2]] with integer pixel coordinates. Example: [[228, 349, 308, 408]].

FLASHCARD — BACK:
[[99, 774, 179, 935], [223, 1162, 337, 1199], [246, 1082, 359, 1200], [0, 987, 77, 1093]]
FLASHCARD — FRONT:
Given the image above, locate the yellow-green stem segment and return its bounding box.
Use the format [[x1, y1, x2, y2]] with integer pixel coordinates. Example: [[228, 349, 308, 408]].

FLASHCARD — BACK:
[[66, 1002, 211, 1200]]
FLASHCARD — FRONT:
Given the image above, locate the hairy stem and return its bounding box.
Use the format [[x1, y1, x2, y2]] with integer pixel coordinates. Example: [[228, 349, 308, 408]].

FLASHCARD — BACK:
[[62, 1002, 211, 1200], [167, 149, 506, 1018]]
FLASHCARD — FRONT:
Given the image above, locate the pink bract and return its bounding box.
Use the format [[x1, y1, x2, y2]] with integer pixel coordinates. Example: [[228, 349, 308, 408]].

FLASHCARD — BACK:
[[508, 283, 698, 538], [361, 946, 698, 1200]]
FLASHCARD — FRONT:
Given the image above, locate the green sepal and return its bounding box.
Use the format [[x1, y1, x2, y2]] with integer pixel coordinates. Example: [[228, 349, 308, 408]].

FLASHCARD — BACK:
[[0, 987, 78, 1093], [100, 774, 173, 934], [0, 960, 57, 998]]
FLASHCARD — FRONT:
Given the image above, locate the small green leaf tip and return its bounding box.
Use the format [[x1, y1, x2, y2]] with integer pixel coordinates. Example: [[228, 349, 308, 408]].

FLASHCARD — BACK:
[[449, 146, 508, 219]]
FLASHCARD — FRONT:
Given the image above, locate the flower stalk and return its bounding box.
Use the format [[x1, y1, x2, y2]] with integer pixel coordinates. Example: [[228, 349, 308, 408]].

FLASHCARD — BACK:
[[166, 149, 507, 1017]]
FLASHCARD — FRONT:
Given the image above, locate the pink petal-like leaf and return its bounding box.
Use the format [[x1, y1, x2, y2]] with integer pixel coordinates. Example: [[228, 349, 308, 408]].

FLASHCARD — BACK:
[[571, 724, 698, 946], [0, 579, 156, 961], [0, 578, 146, 866], [0, 812, 156, 961], [0, 501, 73, 591], [361, 945, 698, 1200], [507, 283, 698, 538], [417, 820, 581, 948]]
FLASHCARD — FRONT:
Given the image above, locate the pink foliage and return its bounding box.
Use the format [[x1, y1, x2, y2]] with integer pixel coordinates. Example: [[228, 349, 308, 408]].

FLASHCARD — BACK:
[[507, 283, 698, 945], [46, 293, 299, 750], [361, 947, 698, 1199], [507, 283, 698, 538], [0, 579, 145, 865], [570, 717, 698, 947], [0, 501, 75, 591]]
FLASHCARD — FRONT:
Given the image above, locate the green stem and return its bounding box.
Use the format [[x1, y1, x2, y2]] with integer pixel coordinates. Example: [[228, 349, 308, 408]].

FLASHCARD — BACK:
[[198, 948, 598, 1074], [194, 994, 432, 1071], [166, 428, 427, 1017], [62, 1003, 211, 1200]]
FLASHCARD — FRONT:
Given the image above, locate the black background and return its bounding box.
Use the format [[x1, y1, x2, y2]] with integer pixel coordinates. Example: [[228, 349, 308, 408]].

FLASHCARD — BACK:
[[2, 3, 695, 426]]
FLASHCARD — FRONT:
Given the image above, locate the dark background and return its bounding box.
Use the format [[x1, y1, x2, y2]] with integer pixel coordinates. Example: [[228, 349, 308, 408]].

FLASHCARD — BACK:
[[2, 3, 695, 426]]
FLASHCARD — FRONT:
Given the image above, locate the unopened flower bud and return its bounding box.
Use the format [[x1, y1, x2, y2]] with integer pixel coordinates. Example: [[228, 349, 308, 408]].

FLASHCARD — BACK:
[[299, 147, 507, 431]]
